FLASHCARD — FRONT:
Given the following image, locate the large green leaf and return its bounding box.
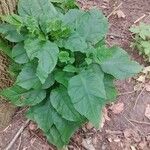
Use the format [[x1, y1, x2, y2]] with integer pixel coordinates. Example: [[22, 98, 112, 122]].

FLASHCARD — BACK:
[[50, 86, 83, 122], [61, 9, 108, 52], [0, 85, 46, 106], [27, 100, 82, 147], [16, 63, 41, 90], [18, 0, 57, 20], [16, 63, 55, 90], [68, 68, 106, 127], [0, 24, 24, 42], [24, 38, 59, 83], [12, 43, 29, 64], [76, 9, 108, 44], [98, 47, 142, 79]]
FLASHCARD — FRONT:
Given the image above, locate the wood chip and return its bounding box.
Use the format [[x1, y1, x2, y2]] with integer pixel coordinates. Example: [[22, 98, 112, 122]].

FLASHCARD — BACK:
[[114, 10, 126, 18], [145, 104, 150, 120], [110, 103, 124, 114]]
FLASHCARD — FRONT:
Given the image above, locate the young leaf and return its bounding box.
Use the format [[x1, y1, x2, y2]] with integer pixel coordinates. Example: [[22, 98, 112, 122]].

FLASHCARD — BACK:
[[63, 64, 78, 73], [97, 47, 142, 79], [24, 38, 59, 83], [59, 51, 70, 63], [12, 43, 29, 64], [0, 85, 46, 106], [50, 86, 83, 122], [68, 68, 106, 127]]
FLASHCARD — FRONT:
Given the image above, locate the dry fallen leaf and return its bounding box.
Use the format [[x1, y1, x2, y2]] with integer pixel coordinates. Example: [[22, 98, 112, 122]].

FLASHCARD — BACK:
[[145, 83, 150, 92], [142, 66, 150, 74], [136, 75, 145, 83], [114, 10, 126, 18], [130, 145, 136, 150], [145, 104, 150, 120], [110, 102, 124, 114]]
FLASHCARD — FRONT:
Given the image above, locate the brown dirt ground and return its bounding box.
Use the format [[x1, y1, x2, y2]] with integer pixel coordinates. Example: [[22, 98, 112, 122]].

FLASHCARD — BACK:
[[0, 0, 150, 150]]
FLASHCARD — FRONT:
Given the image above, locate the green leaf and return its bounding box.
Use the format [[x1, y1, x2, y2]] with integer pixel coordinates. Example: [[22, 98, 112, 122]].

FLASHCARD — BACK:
[[16, 63, 41, 90], [63, 64, 78, 73], [68, 68, 106, 127], [42, 74, 55, 89], [61, 9, 108, 52], [0, 85, 46, 106], [104, 74, 117, 102], [50, 86, 83, 122], [16, 63, 55, 90], [76, 9, 108, 44], [64, 32, 88, 52], [54, 70, 73, 87], [0, 24, 24, 42], [27, 100, 82, 147], [12, 43, 29, 64], [1, 14, 23, 30], [46, 126, 65, 148], [130, 23, 150, 40], [24, 38, 59, 83], [59, 51, 70, 63], [18, 0, 58, 20], [98, 47, 142, 79], [0, 38, 12, 58]]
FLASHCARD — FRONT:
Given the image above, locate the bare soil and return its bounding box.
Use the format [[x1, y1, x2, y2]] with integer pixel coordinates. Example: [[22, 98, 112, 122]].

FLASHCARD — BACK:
[[0, 0, 150, 150]]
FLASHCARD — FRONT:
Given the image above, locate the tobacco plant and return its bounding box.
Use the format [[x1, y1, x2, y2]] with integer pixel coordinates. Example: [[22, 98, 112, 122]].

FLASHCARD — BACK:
[[130, 23, 150, 62], [0, 0, 142, 148]]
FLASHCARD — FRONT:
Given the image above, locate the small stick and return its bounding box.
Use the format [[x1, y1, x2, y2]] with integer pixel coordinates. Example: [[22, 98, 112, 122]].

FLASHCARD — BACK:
[[16, 134, 22, 150], [5, 119, 30, 150], [133, 87, 145, 109], [118, 90, 136, 96], [107, 3, 122, 18], [134, 14, 146, 24], [129, 119, 150, 125]]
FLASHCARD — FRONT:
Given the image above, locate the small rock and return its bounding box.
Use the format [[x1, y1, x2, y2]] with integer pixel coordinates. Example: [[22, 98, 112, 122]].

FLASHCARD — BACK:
[[82, 138, 95, 150]]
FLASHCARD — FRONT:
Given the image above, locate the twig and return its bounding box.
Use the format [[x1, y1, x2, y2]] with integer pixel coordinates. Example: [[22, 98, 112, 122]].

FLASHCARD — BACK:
[[107, 3, 122, 18], [123, 115, 136, 127], [16, 134, 22, 150], [5, 119, 30, 150], [129, 119, 150, 125], [133, 87, 145, 109], [118, 90, 136, 96], [134, 14, 146, 24]]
